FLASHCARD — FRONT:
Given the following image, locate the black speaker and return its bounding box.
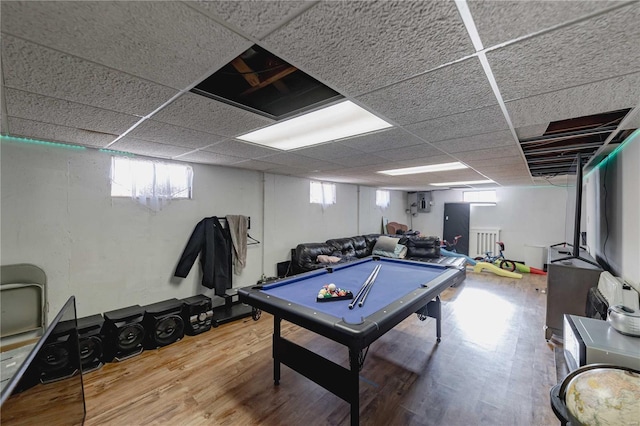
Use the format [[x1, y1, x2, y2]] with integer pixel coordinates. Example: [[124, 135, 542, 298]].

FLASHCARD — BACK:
[[77, 314, 105, 373], [142, 299, 185, 349], [102, 305, 146, 362], [181, 294, 213, 335], [37, 319, 79, 384]]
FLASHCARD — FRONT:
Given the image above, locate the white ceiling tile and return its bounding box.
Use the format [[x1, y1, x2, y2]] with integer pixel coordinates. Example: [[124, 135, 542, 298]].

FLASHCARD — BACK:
[[263, 1, 473, 96], [495, 177, 535, 186], [456, 146, 523, 162], [374, 143, 444, 162], [7, 117, 116, 148], [337, 128, 423, 152], [109, 137, 193, 159], [1, 1, 252, 89], [331, 153, 390, 167], [190, 1, 312, 39], [2, 36, 178, 116], [4, 88, 139, 135], [264, 165, 313, 176], [152, 92, 274, 137], [127, 120, 225, 150], [231, 159, 282, 171], [204, 140, 280, 159], [469, 0, 616, 48], [357, 58, 496, 125], [406, 105, 509, 143], [429, 169, 489, 181], [480, 163, 531, 175], [1, 1, 635, 189], [515, 124, 548, 140], [487, 4, 640, 100], [259, 152, 331, 169], [291, 142, 364, 161], [175, 150, 245, 165], [432, 130, 515, 154], [465, 156, 526, 168], [506, 73, 640, 128]]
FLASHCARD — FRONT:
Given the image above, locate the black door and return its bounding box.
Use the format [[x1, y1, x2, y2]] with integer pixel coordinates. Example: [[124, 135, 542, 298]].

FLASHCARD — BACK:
[[443, 203, 470, 255]]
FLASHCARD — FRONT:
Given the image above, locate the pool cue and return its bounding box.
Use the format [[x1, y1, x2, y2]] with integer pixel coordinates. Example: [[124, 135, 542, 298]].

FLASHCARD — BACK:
[[358, 264, 381, 307], [349, 264, 380, 309]]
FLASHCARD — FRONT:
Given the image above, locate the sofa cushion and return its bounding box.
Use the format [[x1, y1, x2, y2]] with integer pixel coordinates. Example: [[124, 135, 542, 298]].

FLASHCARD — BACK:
[[404, 236, 441, 258], [372, 235, 400, 253], [363, 234, 381, 253], [349, 236, 369, 258], [326, 238, 356, 258], [295, 242, 335, 273]]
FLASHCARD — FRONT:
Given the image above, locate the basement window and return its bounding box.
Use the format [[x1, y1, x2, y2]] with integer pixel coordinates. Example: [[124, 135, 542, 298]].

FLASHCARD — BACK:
[[310, 181, 336, 205], [463, 190, 497, 205], [376, 190, 390, 208], [111, 157, 192, 200]]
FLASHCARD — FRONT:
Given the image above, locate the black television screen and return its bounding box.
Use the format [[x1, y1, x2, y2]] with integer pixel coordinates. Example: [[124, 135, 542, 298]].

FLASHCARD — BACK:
[[1, 296, 85, 425], [552, 153, 599, 267]]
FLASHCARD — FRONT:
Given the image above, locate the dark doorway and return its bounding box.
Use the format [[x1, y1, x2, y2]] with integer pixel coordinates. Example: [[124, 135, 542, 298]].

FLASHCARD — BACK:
[[443, 203, 470, 255]]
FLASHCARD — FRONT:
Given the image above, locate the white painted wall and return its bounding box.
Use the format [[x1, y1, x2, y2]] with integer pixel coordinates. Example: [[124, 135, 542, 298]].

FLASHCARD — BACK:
[[358, 187, 408, 235], [1, 141, 407, 319], [0, 141, 264, 318], [262, 174, 407, 277], [409, 186, 568, 268], [585, 135, 639, 288]]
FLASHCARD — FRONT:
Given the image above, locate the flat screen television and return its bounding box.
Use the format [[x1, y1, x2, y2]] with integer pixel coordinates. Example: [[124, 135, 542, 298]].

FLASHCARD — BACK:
[[1, 296, 86, 425], [551, 153, 600, 267]]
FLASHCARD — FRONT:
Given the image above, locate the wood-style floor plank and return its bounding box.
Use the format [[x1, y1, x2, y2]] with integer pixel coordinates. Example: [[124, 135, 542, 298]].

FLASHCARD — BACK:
[[82, 270, 560, 426]]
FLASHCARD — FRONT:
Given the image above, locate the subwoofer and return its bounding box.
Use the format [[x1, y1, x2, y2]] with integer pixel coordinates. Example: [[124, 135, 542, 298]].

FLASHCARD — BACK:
[[142, 299, 185, 349], [181, 294, 213, 335], [37, 319, 79, 383], [77, 314, 105, 373], [102, 305, 145, 362]]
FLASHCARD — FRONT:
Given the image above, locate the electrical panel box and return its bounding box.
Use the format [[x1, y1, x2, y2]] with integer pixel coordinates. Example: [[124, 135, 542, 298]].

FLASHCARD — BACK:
[[416, 191, 432, 213]]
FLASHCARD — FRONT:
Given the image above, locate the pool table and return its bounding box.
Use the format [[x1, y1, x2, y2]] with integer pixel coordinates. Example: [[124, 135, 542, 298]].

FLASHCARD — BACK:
[[238, 256, 460, 425]]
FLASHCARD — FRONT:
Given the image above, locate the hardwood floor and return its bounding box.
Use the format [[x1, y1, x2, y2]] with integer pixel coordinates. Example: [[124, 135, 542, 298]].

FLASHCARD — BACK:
[[83, 270, 561, 426]]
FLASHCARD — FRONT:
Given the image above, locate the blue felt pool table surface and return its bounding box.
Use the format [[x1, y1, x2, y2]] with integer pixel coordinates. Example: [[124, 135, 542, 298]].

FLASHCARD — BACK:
[[261, 257, 445, 324]]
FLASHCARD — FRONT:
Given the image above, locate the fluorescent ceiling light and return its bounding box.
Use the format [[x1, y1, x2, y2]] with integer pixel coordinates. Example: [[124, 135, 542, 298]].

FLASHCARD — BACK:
[[237, 100, 392, 150], [430, 179, 494, 186], [378, 162, 467, 176]]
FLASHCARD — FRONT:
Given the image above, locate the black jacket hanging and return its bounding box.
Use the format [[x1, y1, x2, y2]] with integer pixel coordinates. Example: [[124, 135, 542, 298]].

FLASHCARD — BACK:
[[174, 216, 232, 296]]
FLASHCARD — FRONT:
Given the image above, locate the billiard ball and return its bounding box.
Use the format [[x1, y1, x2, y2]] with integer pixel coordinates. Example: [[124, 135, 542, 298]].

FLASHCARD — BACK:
[[327, 283, 336, 292]]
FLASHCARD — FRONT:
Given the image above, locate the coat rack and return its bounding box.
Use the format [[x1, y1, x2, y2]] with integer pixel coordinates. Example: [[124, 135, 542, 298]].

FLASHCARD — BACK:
[[211, 216, 258, 326]]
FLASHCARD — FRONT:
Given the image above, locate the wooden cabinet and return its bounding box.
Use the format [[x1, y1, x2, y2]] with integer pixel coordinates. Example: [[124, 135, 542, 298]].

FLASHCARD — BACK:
[[545, 246, 602, 340]]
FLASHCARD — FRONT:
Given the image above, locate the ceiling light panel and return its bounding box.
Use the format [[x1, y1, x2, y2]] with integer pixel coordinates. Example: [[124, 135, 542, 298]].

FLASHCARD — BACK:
[[237, 101, 392, 150], [430, 179, 494, 186], [378, 162, 468, 176]]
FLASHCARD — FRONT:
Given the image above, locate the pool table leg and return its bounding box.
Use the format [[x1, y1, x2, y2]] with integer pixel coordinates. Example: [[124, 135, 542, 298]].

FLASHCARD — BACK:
[[427, 296, 442, 343], [348, 349, 360, 426], [273, 316, 281, 385]]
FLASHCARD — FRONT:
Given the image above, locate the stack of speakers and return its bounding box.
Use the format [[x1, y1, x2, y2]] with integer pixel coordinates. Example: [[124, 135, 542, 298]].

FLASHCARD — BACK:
[[102, 305, 146, 362], [77, 314, 105, 373], [70, 295, 213, 370], [142, 299, 185, 349], [181, 294, 213, 335], [36, 319, 80, 384]]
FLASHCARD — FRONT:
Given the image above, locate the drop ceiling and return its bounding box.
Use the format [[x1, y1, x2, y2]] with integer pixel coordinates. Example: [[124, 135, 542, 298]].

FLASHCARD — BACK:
[[1, 1, 639, 191]]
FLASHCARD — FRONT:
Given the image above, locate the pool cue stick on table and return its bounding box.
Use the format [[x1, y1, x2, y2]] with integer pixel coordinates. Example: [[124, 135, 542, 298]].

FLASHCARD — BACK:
[[349, 264, 381, 309], [358, 264, 381, 307]]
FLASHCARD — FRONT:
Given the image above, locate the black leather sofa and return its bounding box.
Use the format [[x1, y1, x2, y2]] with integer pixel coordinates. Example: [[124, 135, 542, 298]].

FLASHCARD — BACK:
[[291, 234, 466, 287]]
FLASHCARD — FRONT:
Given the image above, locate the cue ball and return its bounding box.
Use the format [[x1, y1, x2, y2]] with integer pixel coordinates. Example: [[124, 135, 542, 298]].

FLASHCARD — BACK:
[[328, 283, 336, 292]]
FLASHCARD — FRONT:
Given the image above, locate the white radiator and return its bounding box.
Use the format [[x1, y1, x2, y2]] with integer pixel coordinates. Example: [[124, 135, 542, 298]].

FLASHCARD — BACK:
[[470, 228, 500, 258]]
